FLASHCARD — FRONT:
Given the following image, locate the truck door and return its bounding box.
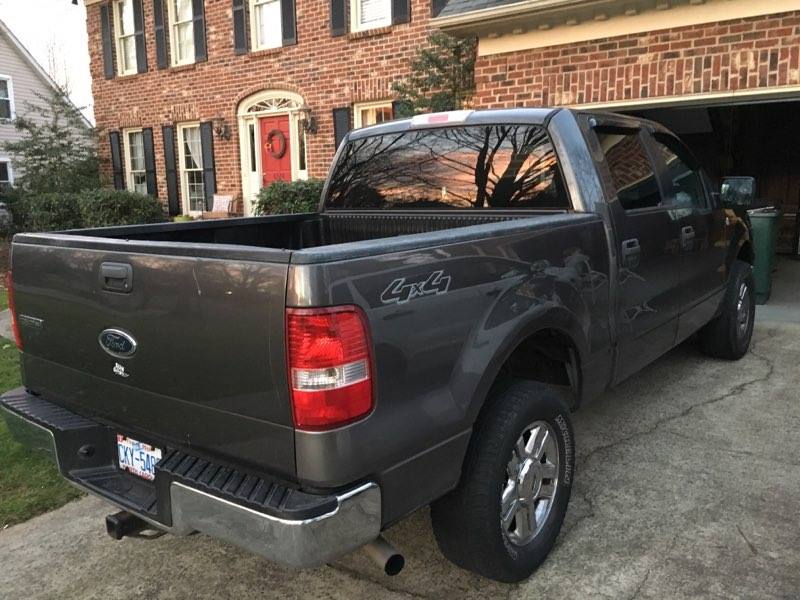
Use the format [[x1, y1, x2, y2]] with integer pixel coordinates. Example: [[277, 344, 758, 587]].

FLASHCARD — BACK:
[[646, 132, 728, 341], [593, 124, 683, 382]]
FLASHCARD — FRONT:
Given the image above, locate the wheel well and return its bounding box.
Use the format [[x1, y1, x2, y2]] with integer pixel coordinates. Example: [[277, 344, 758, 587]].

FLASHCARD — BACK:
[[498, 329, 580, 406], [738, 241, 754, 265]]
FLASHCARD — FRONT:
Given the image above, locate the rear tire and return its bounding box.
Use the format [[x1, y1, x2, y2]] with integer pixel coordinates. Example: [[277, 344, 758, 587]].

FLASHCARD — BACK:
[[700, 260, 755, 360], [431, 380, 574, 583]]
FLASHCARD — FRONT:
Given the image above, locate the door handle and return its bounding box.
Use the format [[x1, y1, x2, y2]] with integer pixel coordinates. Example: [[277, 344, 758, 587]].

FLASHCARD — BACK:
[[681, 225, 695, 251], [621, 238, 640, 269], [99, 262, 133, 293]]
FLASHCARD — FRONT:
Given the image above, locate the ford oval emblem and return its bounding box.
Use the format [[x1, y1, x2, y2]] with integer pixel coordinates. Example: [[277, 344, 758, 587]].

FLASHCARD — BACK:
[[99, 329, 137, 358]]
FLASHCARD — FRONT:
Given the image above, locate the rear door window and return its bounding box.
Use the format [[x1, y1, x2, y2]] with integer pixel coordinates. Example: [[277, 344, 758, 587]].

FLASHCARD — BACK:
[[325, 124, 570, 210], [651, 134, 708, 210], [595, 128, 662, 211]]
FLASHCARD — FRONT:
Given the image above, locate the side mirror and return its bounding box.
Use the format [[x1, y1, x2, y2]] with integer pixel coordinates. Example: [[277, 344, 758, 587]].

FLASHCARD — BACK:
[[720, 176, 757, 208]]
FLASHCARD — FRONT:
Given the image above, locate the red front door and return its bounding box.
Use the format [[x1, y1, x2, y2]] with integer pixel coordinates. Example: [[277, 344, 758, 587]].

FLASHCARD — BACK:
[[260, 115, 292, 187]]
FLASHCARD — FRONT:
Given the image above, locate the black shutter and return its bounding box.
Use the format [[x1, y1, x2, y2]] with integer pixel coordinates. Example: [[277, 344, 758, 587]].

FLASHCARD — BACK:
[[392, 0, 410, 25], [154, 0, 168, 69], [333, 107, 351, 150], [281, 0, 297, 46], [200, 122, 216, 211], [192, 0, 208, 62], [100, 4, 115, 79], [162, 126, 180, 216], [330, 0, 346, 37], [431, 0, 447, 17], [142, 128, 158, 197], [233, 0, 248, 55], [133, 0, 148, 73], [109, 131, 125, 190]]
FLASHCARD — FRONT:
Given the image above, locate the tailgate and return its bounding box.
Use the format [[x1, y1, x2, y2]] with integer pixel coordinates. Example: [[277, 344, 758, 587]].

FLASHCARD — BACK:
[[10, 238, 295, 479]]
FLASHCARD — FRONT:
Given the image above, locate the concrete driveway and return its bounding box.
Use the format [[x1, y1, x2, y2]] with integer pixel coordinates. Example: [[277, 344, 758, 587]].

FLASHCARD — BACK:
[[2, 314, 799, 598]]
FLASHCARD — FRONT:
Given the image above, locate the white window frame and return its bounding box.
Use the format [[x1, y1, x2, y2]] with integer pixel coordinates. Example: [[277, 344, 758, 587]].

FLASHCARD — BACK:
[[113, 0, 138, 76], [167, 0, 196, 67], [249, 0, 282, 51], [0, 157, 14, 190], [0, 75, 16, 121], [123, 128, 148, 195], [353, 100, 393, 128], [177, 122, 205, 215], [350, 0, 392, 33]]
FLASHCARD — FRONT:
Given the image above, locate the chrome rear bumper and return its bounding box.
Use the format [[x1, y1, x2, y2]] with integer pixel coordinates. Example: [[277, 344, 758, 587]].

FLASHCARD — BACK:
[[0, 388, 381, 568], [168, 481, 380, 567]]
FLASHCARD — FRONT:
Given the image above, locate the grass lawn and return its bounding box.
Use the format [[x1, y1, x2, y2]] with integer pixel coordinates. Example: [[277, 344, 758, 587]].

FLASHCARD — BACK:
[[0, 286, 7, 311], [0, 337, 83, 529]]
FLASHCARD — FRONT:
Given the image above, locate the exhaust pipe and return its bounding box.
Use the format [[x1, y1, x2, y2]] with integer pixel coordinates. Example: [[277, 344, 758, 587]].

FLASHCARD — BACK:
[[363, 535, 404, 576], [105, 511, 147, 540]]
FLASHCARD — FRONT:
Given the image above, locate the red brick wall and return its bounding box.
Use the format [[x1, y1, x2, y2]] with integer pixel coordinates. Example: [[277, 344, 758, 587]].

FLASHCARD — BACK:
[[475, 12, 800, 108], [88, 0, 432, 211]]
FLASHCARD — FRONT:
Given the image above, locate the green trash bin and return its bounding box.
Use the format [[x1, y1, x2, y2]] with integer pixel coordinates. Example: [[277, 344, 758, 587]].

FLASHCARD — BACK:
[[747, 207, 780, 304]]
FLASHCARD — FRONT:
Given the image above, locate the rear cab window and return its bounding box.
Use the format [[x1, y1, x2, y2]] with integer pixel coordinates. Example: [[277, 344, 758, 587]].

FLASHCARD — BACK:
[[325, 124, 571, 211]]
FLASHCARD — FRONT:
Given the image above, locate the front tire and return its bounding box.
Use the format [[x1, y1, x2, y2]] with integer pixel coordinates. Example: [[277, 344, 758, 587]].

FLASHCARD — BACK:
[[700, 260, 755, 360], [431, 380, 575, 583]]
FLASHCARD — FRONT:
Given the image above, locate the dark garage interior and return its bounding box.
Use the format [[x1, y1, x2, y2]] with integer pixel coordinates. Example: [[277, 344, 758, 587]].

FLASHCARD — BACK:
[[627, 100, 800, 255]]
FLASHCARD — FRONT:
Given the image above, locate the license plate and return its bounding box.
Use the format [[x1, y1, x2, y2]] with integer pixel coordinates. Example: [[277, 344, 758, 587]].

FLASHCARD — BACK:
[[117, 435, 162, 481]]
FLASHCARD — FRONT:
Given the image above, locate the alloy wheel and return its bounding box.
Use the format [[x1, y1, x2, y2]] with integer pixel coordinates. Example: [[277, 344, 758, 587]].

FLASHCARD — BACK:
[[500, 421, 559, 546]]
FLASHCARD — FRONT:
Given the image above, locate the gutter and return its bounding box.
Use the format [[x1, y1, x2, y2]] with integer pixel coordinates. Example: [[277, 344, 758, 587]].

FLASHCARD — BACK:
[[431, 0, 612, 29]]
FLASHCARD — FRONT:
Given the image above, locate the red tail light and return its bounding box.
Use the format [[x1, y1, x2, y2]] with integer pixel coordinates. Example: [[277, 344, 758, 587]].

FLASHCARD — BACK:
[[286, 306, 373, 430], [6, 271, 22, 350]]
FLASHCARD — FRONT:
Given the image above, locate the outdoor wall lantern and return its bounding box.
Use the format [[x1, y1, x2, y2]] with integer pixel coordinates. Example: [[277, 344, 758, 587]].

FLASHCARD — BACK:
[[299, 106, 318, 135], [213, 116, 231, 141]]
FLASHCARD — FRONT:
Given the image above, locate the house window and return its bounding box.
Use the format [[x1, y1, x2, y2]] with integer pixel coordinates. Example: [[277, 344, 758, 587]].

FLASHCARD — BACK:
[[250, 0, 282, 50], [0, 78, 14, 120], [297, 119, 307, 175], [123, 129, 148, 194], [351, 0, 391, 32], [354, 101, 393, 128], [113, 0, 138, 75], [178, 123, 205, 213], [0, 161, 12, 191], [168, 0, 195, 66]]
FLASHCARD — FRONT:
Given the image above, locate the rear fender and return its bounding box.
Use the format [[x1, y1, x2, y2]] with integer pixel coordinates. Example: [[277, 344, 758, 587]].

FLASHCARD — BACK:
[[458, 294, 592, 430]]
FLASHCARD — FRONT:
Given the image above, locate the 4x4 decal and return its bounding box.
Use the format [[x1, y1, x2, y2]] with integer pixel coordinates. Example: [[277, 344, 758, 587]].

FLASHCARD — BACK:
[[380, 270, 451, 305]]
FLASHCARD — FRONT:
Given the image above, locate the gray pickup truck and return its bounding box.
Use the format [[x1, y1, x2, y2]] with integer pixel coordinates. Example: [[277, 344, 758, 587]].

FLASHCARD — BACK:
[[1, 109, 754, 583]]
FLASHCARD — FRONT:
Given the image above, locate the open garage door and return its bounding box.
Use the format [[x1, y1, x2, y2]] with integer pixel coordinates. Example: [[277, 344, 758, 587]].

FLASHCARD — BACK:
[[618, 98, 800, 255]]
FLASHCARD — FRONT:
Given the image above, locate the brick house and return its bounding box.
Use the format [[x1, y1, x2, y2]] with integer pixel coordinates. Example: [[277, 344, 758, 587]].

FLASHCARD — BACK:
[[85, 0, 800, 250], [85, 0, 428, 217]]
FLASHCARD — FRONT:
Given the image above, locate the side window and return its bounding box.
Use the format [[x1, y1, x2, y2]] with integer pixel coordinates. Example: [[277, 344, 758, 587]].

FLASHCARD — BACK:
[[0, 77, 14, 120], [113, 0, 138, 75], [168, 0, 196, 66], [250, 0, 282, 50], [596, 128, 661, 211], [351, 0, 392, 32], [652, 135, 707, 209]]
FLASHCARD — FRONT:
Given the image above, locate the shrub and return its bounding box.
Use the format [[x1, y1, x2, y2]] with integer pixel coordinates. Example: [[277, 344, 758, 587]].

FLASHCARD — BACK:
[[253, 179, 324, 215], [77, 189, 165, 228], [7, 189, 166, 233], [9, 192, 83, 232]]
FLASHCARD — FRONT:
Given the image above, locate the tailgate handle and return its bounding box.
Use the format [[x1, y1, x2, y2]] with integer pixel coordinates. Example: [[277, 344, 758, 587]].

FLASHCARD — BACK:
[[100, 262, 133, 293]]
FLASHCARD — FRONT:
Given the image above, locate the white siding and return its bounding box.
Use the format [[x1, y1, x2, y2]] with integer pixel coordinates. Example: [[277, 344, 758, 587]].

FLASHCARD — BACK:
[[0, 26, 88, 179]]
